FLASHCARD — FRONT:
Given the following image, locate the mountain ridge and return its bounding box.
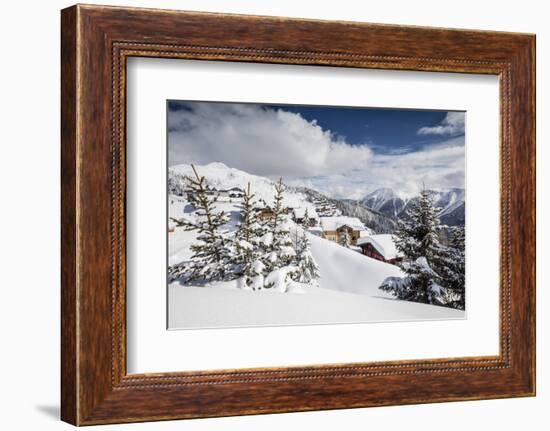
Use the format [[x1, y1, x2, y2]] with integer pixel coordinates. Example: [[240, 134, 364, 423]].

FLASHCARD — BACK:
[[361, 187, 465, 226]]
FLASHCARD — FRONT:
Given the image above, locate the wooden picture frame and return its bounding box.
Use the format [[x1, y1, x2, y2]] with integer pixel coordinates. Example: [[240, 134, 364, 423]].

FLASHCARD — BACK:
[[61, 4, 536, 425]]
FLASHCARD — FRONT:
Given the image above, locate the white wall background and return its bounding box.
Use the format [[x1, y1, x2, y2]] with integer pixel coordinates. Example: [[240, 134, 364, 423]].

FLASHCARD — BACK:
[[0, 0, 546, 429]]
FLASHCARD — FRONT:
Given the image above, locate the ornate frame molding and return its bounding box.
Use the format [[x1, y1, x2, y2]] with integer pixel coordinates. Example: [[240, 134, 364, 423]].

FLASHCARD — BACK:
[[61, 5, 535, 425]]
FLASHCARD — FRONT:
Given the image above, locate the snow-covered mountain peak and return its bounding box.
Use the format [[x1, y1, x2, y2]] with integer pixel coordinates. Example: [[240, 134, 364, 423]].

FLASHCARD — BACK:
[[369, 187, 395, 197], [364, 187, 400, 202], [360, 186, 465, 226], [361, 188, 408, 217], [170, 162, 270, 188]]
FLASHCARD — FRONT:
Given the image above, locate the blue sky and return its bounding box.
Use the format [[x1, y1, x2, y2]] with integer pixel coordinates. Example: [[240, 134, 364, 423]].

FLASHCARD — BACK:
[[263, 104, 462, 156], [167, 100, 465, 199]]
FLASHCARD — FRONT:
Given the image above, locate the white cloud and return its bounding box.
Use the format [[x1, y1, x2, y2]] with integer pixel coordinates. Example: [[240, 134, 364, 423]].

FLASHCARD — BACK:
[[169, 103, 465, 200], [286, 137, 465, 199], [168, 103, 372, 177], [417, 112, 465, 136]]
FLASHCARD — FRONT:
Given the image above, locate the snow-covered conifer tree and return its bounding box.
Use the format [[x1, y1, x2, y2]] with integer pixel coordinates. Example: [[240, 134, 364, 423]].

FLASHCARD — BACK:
[[380, 189, 444, 305], [431, 226, 466, 309], [270, 178, 286, 232], [303, 208, 311, 227], [173, 164, 234, 282], [234, 182, 264, 286], [236, 182, 258, 244], [167, 172, 186, 197], [394, 189, 440, 260], [291, 232, 320, 286], [265, 179, 294, 266], [261, 178, 296, 289], [339, 230, 350, 248], [382, 256, 442, 304]]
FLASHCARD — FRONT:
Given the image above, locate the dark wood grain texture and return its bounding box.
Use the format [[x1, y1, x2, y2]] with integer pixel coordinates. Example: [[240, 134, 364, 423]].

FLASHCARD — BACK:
[[60, 5, 78, 425], [60, 4, 535, 425]]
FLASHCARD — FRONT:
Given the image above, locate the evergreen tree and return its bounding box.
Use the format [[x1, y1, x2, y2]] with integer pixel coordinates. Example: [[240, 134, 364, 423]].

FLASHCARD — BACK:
[[450, 225, 465, 251], [236, 183, 258, 244], [394, 189, 440, 260], [291, 232, 320, 286], [173, 164, 234, 282], [261, 178, 296, 288], [253, 198, 271, 236], [339, 230, 350, 248], [381, 189, 443, 305], [432, 226, 466, 309], [167, 261, 190, 283], [269, 178, 286, 233], [234, 182, 263, 286], [303, 207, 310, 227], [380, 261, 442, 304], [264, 178, 294, 270], [168, 172, 186, 197]]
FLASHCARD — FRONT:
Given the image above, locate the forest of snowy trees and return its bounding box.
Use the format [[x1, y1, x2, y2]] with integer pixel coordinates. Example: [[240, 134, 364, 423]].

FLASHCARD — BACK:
[[379, 189, 466, 310], [169, 165, 320, 292]]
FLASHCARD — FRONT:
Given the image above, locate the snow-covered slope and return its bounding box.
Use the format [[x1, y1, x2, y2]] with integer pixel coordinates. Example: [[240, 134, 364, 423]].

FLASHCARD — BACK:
[[169, 230, 464, 329], [168, 282, 464, 329], [169, 162, 314, 210], [308, 232, 402, 295]]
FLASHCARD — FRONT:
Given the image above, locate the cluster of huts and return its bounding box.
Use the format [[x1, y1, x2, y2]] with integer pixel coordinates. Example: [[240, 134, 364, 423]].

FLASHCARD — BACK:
[[289, 206, 403, 265], [309, 197, 341, 217], [192, 186, 245, 199]]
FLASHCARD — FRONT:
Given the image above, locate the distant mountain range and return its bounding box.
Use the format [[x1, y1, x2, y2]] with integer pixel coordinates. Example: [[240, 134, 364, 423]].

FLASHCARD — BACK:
[[169, 163, 464, 233], [361, 187, 465, 226], [361, 188, 407, 217]]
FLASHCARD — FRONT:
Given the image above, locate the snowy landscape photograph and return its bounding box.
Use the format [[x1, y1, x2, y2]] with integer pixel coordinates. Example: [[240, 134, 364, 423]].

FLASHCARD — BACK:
[[167, 100, 467, 329]]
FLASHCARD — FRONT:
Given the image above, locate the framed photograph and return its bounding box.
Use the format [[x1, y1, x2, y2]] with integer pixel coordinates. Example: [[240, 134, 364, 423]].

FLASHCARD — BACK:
[[61, 4, 536, 425], [165, 101, 467, 330]]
